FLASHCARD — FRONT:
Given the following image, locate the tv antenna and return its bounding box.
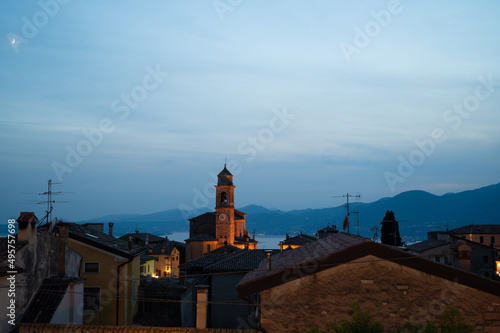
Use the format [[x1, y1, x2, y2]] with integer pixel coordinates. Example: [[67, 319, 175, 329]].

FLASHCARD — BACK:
[[23, 179, 71, 225], [332, 193, 361, 234]]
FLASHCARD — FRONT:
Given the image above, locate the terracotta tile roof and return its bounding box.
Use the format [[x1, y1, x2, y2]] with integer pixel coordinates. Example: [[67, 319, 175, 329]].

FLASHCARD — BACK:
[[204, 249, 280, 273], [282, 233, 317, 246], [66, 223, 146, 258], [450, 224, 500, 234], [237, 233, 500, 298], [203, 244, 241, 254], [140, 254, 157, 263], [147, 242, 177, 255], [408, 236, 496, 253], [235, 236, 258, 244], [407, 239, 449, 252], [20, 277, 84, 324], [185, 233, 217, 242], [181, 252, 239, 272], [234, 210, 246, 220], [119, 232, 167, 244]]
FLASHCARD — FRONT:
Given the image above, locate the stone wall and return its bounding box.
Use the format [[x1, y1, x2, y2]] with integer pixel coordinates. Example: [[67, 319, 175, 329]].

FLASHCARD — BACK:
[[19, 324, 261, 333], [259, 255, 500, 332]]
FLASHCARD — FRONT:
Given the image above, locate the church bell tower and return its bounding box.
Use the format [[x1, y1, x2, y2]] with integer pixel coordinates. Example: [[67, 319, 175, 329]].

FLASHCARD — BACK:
[[215, 164, 235, 245]]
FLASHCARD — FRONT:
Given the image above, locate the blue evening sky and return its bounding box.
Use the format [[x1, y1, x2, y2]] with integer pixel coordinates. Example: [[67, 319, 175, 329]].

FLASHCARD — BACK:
[[1, 1, 499, 222]]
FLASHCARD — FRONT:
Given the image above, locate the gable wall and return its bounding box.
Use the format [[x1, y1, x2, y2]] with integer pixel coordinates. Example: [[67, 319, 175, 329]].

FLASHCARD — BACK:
[[260, 255, 500, 332]]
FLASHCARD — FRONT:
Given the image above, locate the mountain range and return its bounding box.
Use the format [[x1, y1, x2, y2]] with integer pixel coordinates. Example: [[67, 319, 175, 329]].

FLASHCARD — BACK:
[[79, 182, 500, 242]]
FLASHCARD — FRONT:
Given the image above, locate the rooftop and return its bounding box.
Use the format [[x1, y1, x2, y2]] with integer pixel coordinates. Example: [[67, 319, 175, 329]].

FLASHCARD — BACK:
[[20, 277, 84, 324], [237, 232, 500, 298], [119, 232, 167, 244], [65, 223, 146, 259], [407, 239, 449, 252], [450, 224, 500, 235], [282, 233, 317, 246]]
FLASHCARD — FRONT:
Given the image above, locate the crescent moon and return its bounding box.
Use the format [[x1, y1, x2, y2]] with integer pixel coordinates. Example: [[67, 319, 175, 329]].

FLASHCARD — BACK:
[[11, 38, 15, 44]]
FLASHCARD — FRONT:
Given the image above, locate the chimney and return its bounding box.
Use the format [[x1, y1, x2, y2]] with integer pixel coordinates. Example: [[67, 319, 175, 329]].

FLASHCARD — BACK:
[[279, 241, 284, 257], [195, 285, 209, 329], [145, 235, 149, 246], [17, 212, 39, 244], [266, 250, 272, 270], [108, 223, 114, 237], [128, 236, 133, 250], [58, 223, 68, 277], [286, 234, 289, 240]]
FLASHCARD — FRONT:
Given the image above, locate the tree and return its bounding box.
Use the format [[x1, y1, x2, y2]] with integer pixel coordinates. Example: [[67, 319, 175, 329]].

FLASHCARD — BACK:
[[438, 307, 473, 333], [396, 307, 472, 333], [306, 301, 383, 333]]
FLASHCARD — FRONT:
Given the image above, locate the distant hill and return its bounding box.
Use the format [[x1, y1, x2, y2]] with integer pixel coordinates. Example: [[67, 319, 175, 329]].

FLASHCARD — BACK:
[[78, 182, 500, 242]]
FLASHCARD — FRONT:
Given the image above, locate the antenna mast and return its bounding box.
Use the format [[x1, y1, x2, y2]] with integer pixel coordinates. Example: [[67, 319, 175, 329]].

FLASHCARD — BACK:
[[332, 193, 361, 234]]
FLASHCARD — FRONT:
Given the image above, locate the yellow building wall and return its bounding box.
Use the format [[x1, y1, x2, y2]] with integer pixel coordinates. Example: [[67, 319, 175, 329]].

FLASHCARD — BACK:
[[186, 241, 218, 261], [68, 239, 140, 326], [141, 259, 156, 277], [149, 248, 181, 278]]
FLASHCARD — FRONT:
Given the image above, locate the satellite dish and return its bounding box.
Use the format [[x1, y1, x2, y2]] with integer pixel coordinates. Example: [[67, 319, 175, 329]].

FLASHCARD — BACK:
[[50, 217, 58, 232]]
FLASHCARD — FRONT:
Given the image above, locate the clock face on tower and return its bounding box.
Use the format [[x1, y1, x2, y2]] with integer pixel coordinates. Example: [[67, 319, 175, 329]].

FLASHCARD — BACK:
[[218, 213, 228, 222]]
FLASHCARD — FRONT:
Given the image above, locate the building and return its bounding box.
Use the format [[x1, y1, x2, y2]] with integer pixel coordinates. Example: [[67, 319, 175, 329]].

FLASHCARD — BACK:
[[0, 213, 83, 331], [120, 231, 185, 278], [186, 165, 257, 261], [19, 276, 84, 326], [139, 254, 156, 278], [181, 246, 278, 329], [237, 232, 500, 333], [147, 243, 180, 278], [449, 224, 500, 248], [408, 230, 497, 277], [317, 224, 339, 239], [279, 232, 317, 249], [66, 222, 146, 326]]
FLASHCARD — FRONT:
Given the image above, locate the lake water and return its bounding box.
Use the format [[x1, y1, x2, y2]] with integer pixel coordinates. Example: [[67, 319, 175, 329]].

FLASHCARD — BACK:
[[166, 231, 284, 249]]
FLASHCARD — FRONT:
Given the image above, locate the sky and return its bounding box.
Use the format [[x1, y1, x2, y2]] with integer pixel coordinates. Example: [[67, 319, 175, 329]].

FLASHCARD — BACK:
[[1, 1, 499, 223]]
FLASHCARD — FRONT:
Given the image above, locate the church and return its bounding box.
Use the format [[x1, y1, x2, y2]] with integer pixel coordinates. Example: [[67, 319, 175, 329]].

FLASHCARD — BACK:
[[185, 165, 258, 261]]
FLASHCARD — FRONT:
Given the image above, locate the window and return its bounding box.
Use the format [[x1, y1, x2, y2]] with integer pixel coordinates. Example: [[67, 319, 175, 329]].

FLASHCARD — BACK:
[[483, 255, 489, 264], [492, 236, 495, 244], [84, 262, 99, 273], [207, 244, 210, 251], [480, 236, 484, 243], [434, 257, 440, 263], [84, 287, 101, 311]]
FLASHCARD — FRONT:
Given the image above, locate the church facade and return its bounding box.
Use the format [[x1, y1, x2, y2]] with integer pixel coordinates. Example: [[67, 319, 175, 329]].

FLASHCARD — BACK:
[[185, 165, 257, 261]]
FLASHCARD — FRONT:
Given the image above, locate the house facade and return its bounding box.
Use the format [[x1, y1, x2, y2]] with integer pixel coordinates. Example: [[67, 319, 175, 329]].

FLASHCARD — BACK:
[[237, 233, 500, 333], [186, 165, 257, 261], [0, 213, 83, 332], [66, 223, 146, 326], [408, 231, 497, 278], [450, 224, 500, 248], [147, 244, 180, 278]]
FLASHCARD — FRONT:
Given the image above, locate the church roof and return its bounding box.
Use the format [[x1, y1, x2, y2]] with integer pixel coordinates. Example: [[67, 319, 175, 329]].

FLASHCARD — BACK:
[[218, 165, 232, 176], [185, 233, 217, 242]]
